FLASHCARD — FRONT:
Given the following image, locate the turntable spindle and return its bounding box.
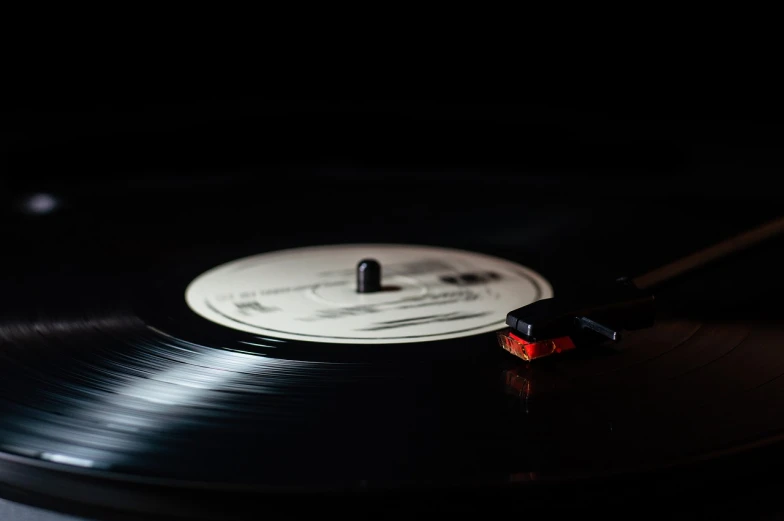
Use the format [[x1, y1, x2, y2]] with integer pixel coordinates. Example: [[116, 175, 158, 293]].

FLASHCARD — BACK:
[[357, 259, 382, 293]]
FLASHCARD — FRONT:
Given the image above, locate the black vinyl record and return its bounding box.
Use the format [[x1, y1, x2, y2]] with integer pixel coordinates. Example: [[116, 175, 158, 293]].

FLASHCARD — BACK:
[[3, 238, 784, 520]]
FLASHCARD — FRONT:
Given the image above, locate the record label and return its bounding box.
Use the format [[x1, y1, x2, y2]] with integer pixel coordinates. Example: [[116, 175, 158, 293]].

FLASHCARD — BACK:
[[185, 244, 552, 344]]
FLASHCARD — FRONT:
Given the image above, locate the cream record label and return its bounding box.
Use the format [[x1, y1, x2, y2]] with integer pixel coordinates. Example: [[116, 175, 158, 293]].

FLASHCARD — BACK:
[[185, 244, 553, 344]]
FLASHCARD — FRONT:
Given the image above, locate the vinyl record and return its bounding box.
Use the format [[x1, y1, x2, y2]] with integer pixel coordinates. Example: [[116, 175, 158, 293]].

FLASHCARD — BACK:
[[2, 243, 784, 519]]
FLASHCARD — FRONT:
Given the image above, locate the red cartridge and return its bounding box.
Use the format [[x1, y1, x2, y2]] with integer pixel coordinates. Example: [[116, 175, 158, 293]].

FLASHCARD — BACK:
[[496, 329, 576, 361]]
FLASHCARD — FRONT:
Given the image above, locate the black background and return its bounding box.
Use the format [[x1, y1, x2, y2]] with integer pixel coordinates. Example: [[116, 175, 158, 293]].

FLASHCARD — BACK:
[[3, 94, 783, 312]]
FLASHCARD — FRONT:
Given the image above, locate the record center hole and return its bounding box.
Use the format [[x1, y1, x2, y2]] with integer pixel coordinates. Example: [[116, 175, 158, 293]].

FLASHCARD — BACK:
[[359, 284, 403, 293]]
